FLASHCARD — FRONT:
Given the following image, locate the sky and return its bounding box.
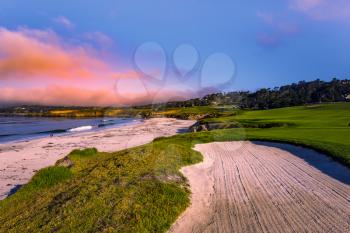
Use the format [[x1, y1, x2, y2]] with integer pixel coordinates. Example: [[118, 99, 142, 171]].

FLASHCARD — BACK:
[[0, 0, 350, 106]]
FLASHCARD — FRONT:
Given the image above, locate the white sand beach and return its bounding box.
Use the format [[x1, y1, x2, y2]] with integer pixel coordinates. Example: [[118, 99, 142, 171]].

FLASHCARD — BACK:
[[0, 118, 195, 200], [169, 141, 350, 233]]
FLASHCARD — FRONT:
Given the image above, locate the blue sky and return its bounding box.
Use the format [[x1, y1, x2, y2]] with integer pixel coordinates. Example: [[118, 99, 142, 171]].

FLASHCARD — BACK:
[[0, 0, 350, 105]]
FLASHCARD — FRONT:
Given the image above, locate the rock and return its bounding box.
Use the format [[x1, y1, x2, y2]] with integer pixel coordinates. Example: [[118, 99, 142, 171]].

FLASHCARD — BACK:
[[189, 122, 209, 132], [55, 156, 73, 168]]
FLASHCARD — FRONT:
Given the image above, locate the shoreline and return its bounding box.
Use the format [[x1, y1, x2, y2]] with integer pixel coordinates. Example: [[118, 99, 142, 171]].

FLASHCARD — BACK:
[[0, 116, 143, 144], [0, 118, 195, 200]]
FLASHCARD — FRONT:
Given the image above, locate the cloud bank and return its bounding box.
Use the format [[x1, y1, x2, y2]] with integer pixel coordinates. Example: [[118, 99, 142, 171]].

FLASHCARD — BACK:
[[0, 27, 159, 106], [0, 86, 196, 106], [0, 27, 111, 80], [0, 27, 214, 106]]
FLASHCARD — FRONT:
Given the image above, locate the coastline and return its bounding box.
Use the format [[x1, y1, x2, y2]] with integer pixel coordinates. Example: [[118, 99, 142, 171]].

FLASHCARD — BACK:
[[0, 116, 142, 144], [0, 118, 195, 200]]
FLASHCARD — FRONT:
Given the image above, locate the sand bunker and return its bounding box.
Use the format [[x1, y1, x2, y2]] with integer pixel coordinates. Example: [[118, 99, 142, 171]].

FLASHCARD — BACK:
[[169, 141, 350, 233]]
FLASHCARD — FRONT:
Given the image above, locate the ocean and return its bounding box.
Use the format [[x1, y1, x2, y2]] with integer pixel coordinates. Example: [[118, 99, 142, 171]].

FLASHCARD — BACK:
[[0, 116, 142, 143]]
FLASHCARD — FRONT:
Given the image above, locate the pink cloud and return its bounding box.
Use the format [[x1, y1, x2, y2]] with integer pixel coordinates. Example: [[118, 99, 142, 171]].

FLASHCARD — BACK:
[[0, 27, 193, 106], [256, 11, 299, 48], [112, 70, 140, 79], [291, 0, 323, 11], [0, 86, 119, 106], [0, 85, 196, 107], [0, 27, 170, 106], [257, 33, 281, 48], [84, 31, 114, 48], [53, 16, 75, 29], [0, 27, 112, 80], [289, 0, 350, 22]]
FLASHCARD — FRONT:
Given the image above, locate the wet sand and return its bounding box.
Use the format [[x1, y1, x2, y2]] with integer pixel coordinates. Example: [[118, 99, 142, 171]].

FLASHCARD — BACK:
[[0, 118, 195, 200], [169, 141, 350, 233]]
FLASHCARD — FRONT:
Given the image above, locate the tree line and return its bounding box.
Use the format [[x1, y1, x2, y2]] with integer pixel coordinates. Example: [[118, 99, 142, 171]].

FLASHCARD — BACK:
[[161, 79, 350, 109]]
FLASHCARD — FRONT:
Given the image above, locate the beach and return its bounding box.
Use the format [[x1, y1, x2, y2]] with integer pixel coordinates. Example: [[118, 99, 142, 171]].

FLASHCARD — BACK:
[[0, 118, 195, 200]]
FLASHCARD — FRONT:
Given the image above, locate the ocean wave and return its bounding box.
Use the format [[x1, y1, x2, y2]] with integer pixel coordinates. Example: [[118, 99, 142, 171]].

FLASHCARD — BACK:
[[101, 119, 114, 122], [68, 125, 93, 132]]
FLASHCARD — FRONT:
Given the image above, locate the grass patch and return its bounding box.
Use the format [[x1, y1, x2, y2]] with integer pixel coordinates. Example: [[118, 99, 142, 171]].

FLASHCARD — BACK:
[[21, 167, 72, 192], [69, 148, 98, 157], [197, 102, 350, 165]]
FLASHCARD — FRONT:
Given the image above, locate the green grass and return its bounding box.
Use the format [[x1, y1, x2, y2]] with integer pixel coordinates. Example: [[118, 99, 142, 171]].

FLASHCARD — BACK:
[[19, 167, 72, 192], [200, 102, 350, 164], [148, 105, 236, 119], [0, 142, 203, 232], [0, 103, 349, 232], [203, 103, 350, 127]]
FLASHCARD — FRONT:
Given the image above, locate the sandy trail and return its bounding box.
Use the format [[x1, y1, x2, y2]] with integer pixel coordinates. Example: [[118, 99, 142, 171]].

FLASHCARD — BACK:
[[0, 118, 194, 200], [169, 141, 350, 233]]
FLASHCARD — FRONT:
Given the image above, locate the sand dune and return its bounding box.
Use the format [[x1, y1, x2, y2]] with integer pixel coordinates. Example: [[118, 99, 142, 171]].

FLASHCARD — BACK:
[[169, 141, 350, 233], [0, 118, 194, 200]]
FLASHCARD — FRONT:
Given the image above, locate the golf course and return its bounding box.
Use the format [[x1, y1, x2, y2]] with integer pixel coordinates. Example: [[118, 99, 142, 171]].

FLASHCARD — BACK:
[[2, 1, 350, 232], [0, 102, 349, 232]]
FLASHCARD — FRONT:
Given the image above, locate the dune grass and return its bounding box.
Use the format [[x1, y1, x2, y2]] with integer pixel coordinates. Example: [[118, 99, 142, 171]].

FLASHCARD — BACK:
[[0, 143, 203, 232], [0, 103, 349, 232]]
